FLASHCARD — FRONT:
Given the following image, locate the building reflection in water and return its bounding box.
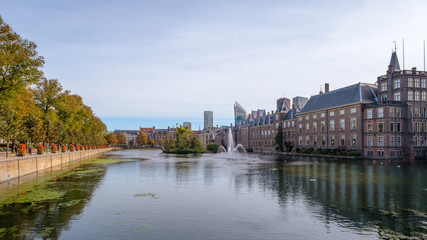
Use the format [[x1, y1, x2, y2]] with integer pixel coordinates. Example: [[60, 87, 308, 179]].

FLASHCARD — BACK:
[[234, 156, 427, 237]]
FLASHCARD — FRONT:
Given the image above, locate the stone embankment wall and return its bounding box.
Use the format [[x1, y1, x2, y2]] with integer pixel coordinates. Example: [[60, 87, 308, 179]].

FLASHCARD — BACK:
[[0, 148, 111, 183]]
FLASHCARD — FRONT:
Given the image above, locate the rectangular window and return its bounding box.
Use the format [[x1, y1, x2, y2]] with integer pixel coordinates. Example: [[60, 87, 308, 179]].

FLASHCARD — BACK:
[[313, 114, 317, 119], [306, 136, 309, 145], [378, 108, 383, 118], [351, 134, 357, 146], [298, 124, 302, 133], [390, 122, 394, 132], [305, 115, 309, 120], [396, 136, 401, 146], [367, 109, 372, 119], [330, 120, 335, 131], [350, 108, 356, 114], [381, 82, 387, 91], [394, 79, 400, 88], [340, 119, 345, 130], [321, 121, 325, 131], [415, 91, 420, 101], [340, 135, 345, 146], [292, 121, 294, 127], [390, 107, 394, 117], [351, 118, 356, 129], [330, 135, 335, 146], [396, 122, 401, 132], [321, 136, 326, 146], [394, 92, 401, 101], [390, 136, 394, 147], [321, 113, 325, 118], [422, 91, 426, 101], [298, 136, 302, 146], [408, 78, 413, 87], [422, 79, 426, 88], [367, 123, 373, 133], [305, 123, 309, 132], [313, 122, 317, 132], [339, 110, 345, 115], [408, 91, 413, 101], [329, 111, 335, 117], [298, 117, 302, 121], [313, 136, 317, 145], [367, 137, 373, 147], [415, 78, 420, 88], [415, 108, 420, 117], [378, 137, 383, 147], [396, 108, 401, 117], [378, 122, 383, 132]]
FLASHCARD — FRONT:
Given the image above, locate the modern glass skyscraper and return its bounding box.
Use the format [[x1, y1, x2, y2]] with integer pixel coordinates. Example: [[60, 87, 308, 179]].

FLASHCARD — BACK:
[[204, 111, 213, 129], [234, 101, 247, 126]]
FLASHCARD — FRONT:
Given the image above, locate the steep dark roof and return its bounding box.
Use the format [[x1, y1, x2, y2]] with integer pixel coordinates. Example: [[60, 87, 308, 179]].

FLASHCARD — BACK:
[[299, 83, 378, 113], [283, 108, 299, 121], [389, 51, 401, 71]]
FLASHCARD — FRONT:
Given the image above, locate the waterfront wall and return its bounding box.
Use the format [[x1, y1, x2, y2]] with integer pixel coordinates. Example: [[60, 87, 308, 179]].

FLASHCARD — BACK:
[[0, 149, 111, 183]]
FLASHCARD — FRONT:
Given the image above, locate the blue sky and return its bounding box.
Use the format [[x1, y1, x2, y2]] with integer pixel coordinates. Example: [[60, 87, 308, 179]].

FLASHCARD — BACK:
[[2, 0, 427, 130]]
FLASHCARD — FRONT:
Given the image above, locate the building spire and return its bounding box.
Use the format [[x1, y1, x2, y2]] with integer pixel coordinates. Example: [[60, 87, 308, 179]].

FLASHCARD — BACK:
[[389, 47, 401, 72]]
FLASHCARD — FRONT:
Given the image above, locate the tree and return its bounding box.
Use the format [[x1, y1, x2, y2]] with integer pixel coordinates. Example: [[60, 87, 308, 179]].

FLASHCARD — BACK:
[[0, 16, 44, 95], [129, 139, 134, 146], [190, 137, 204, 153], [148, 139, 155, 146], [116, 132, 126, 145], [33, 78, 63, 113], [137, 131, 147, 145], [274, 125, 284, 152], [104, 132, 118, 145], [206, 143, 219, 153]]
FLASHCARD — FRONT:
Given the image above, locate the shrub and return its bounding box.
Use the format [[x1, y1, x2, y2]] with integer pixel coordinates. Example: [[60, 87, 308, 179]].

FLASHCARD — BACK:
[[76, 145, 79, 151], [37, 144, 44, 154], [61, 144, 67, 152], [51, 144, 57, 153], [206, 143, 219, 153], [70, 145, 75, 152], [17, 143, 26, 156]]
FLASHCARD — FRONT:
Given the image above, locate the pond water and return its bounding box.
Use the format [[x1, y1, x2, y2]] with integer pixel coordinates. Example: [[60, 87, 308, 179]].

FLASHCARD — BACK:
[[0, 149, 426, 239]]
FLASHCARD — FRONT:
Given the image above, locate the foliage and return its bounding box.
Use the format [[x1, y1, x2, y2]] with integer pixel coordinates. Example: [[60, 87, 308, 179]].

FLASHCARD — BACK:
[[163, 126, 205, 154], [149, 139, 155, 146], [61, 144, 67, 152], [129, 139, 134, 146], [137, 131, 147, 145], [51, 144, 57, 153], [37, 144, 44, 154], [274, 125, 284, 152], [70, 145, 75, 152], [206, 143, 219, 153], [104, 132, 118, 145], [116, 132, 126, 145], [17, 143, 26, 156]]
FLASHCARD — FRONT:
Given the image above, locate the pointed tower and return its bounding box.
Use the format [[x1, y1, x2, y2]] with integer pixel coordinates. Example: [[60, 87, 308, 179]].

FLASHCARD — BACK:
[[389, 50, 401, 71]]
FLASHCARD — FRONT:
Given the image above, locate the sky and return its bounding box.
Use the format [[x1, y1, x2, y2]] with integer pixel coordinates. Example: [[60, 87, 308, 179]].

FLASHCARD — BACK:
[[2, 0, 427, 131]]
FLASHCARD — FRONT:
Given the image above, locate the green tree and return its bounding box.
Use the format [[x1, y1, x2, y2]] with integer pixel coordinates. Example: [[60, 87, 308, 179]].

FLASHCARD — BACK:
[[104, 132, 118, 145], [116, 132, 126, 145], [175, 126, 190, 153], [129, 139, 134, 146], [274, 125, 284, 152], [137, 131, 147, 145], [206, 143, 219, 153], [0, 16, 44, 95], [190, 137, 204, 153]]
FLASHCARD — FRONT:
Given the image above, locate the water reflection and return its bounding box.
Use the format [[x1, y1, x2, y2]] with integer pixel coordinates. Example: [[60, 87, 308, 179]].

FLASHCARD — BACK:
[[235, 156, 427, 238]]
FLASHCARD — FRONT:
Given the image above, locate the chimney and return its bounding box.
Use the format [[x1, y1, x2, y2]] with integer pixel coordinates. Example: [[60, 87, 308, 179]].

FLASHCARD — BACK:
[[387, 65, 393, 73], [325, 83, 329, 93], [412, 67, 417, 74]]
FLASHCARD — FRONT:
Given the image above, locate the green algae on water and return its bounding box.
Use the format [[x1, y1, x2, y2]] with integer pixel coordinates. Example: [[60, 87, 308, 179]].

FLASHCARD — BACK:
[[2, 189, 65, 205], [134, 193, 158, 199], [0, 226, 20, 239], [84, 158, 138, 165]]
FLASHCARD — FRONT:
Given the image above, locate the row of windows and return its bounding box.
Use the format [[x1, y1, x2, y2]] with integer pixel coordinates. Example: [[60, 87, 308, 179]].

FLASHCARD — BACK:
[[298, 118, 357, 132], [382, 78, 427, 91], [366, 122, 401, 133], [297, 108, 357, 121], [251, 141, 274, 146], [367, 136, 401, 147], [366, 150, 402, 157], [366, 107, 402, 119], [250, 130, 275, 138], [411, 122, 427, 133], [297, 134, 357, 147], [414, 136, 427, 146]]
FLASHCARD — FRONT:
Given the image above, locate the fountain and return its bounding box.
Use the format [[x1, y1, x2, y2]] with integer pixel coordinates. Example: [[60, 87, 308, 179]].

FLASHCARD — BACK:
[[218, 128, 246, 159]]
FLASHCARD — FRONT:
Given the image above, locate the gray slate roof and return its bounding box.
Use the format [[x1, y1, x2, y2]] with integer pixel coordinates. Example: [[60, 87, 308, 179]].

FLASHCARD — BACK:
[[389, 51, 401, 71], [283, 108, 299, 121], [299, 83, 378, 113]]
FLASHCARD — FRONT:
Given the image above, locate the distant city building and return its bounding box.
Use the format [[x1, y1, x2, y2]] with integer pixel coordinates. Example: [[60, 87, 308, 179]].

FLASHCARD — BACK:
[[113, 130, 138, 145], [234, 101, 247, 126], [292, 96, 308, 110], [183, 122, 192, 130], [204, 111, 213, 129]]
